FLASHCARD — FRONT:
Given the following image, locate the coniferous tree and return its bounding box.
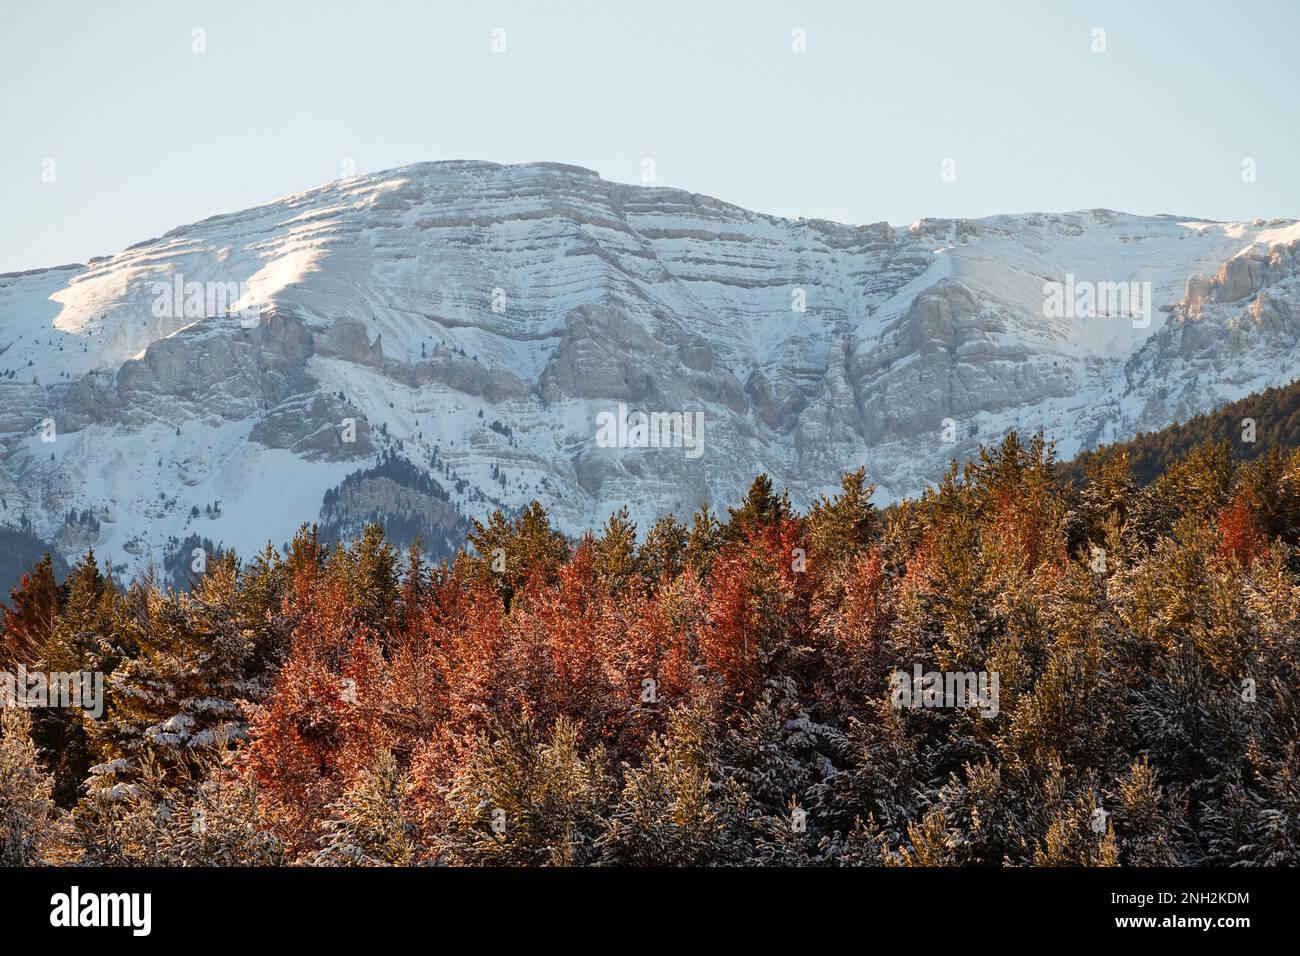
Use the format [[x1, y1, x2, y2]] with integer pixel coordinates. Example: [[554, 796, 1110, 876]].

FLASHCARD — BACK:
[[598, 703, 731, 866], [592, 507, 638, 591], [99, 554, 258, 787], [0, 553, 64, 669], [36, 549, 119, 806], [637, 513, 687, 591], [313, 750, 419, 866], [438, 717, 613, 866], [0, 705, 61, 865], [466, 502, 569, 608], [807, 467, 879, 567]]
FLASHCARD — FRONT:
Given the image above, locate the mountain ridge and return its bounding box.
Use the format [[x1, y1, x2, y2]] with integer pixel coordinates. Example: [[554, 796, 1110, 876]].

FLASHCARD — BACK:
[[2, 160, 1299, 586]]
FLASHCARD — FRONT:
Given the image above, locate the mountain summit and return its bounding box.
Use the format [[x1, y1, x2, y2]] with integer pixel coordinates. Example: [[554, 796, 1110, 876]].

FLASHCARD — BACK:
[[2, 160, 1298, 583]]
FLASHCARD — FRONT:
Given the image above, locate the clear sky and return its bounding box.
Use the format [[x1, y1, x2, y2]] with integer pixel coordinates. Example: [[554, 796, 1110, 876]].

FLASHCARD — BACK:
[[2, 0, 1296, 273]]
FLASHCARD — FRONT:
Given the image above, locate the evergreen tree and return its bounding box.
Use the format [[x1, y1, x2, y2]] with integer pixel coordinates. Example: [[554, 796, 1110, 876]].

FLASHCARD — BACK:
[[160, 749, 284, 866], [0, 553, 64, 669], [1112, 758, 1185, 866], [684, 504, 721, 576], [313, 751, 419, 866], [438, 717, 612, 866], [339, 523, 400, 628], [466, 502, 569, 607], [0, 705, 61, 865], [36, 548, 120, 806], [638, 513, 688, 590], [724, 474, 792, 543], [598, 703, 734, 866], [592, 506, 638, 590], [807, 468, 879, 567], [97, 553, 266, 792]]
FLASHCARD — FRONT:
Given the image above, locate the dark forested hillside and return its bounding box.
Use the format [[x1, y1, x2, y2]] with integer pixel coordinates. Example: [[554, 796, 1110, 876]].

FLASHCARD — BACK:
[[1, 433, 1298, 867], [1064, 377, 1300, 485]]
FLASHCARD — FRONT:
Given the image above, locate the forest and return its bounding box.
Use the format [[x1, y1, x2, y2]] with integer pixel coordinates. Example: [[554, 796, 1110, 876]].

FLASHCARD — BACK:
[[1063, 376, 1300, 485], [1, 432, 1297, 867]]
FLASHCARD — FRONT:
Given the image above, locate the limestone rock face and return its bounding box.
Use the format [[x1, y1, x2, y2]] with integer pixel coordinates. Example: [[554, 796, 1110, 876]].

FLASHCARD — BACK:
[[0, 160, 1297, 579], [249, 390, 375, 461], [112, 310, 314, 422], [1185, 275, 1215, 309], [1215, 249, 1267, 303], [317, 316, 384, 368], [391, 354, 531, 402], [1121, 239, 1300, 427], [539, 305, 670, 405]]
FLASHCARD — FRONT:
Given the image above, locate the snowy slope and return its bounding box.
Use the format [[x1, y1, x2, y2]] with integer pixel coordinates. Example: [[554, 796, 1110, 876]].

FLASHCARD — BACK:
[[1, 160, 1297, 583]]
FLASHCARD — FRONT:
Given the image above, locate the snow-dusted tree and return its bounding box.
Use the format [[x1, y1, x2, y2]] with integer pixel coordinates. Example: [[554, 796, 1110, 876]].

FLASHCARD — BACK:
[[885, 806, 959, 866], [65, 756, 169, 866], [1023, 766, 1119, 867], [438, 716, 613, 866], [99, 555, 257, 788], [597, 703, 734, 866], [1250, 741, 1300, 865], [313, 750, 419, 866], [911, 759, 1025, 866], [810, 699, 923, 858], [0, 705, 61, 865], [1077, 448, 1135, 539], [721, 692, 816, 813], [1111, 758, 1185, 866], [37, 548, 119, 806], [159, 745, 284, 866], [745, 795, 819, 866]]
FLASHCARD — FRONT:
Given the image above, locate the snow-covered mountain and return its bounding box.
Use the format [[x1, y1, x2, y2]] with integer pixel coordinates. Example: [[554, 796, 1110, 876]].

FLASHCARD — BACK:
[[2, 160, 1299, 584]]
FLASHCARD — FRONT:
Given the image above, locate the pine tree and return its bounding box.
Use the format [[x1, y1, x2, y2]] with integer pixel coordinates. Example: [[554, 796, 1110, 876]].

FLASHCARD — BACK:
[[466, 502, 569, 607], [0, 553, 64, 669], [1217, 490, 1264, 568], [36, 548, 119, 806], [313, 750, 419, 866], [64, 755, 169, 866], [725, 474, 792, 543], [814, 549, 894, 719], [811, 700, 923, 855], [340, 523, 399, 629], [0, 705, 61, 864], [438, 717, 613, 866], [1010, 762, 1120, 866], [684, 504, 721, 576], [592, 507, 638, 590], [242, 571, 383, 856], [1079, 447, 1135, 535], [237, 542, 292, 678], [807, 467, 879, 567], [1112, 758, 1184, 866], [98, 554, 259, 788], [597, 703, 732, 866], [886, 806, 958, 866], [638, 513, 688, 590], [161, 750, 284, 866]]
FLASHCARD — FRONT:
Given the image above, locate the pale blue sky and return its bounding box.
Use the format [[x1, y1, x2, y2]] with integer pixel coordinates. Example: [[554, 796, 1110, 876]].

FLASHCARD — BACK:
[[2, 0, 1296, 272]]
